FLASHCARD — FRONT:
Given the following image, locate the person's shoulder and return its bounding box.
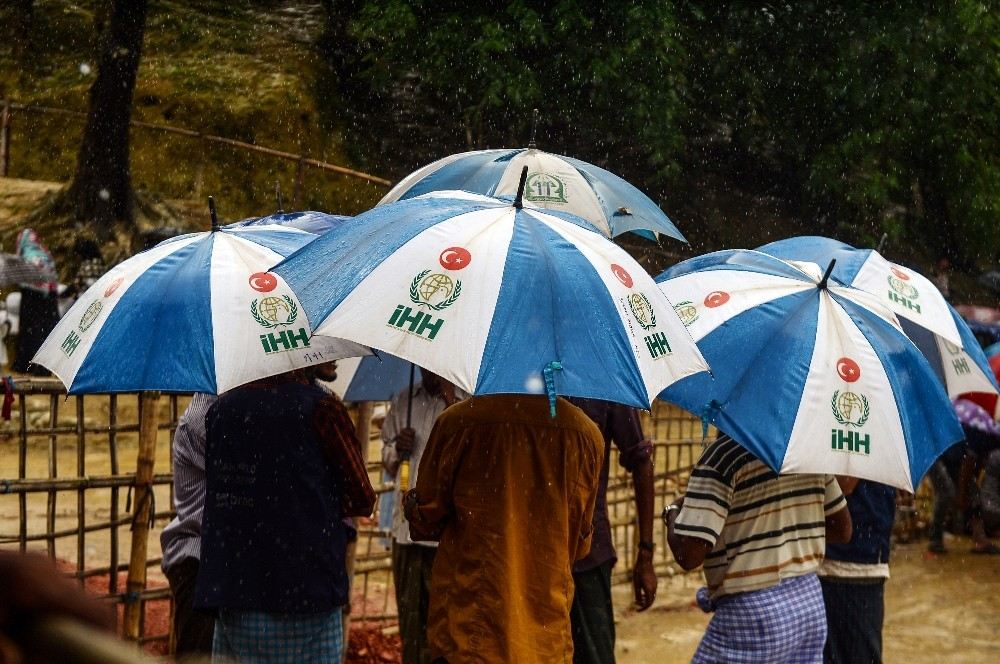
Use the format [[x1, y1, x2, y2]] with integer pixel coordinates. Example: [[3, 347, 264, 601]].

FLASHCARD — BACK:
[[697, 434, 759, 476], [555, 398, 604, 438]]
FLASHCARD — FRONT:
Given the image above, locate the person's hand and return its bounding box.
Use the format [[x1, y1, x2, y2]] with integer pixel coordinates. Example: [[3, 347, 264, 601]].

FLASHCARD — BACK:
[[633, 550, 658, 611], [402, 488, 421, 522], [0, 551, 116, 633], [395, 428, 416, 457]]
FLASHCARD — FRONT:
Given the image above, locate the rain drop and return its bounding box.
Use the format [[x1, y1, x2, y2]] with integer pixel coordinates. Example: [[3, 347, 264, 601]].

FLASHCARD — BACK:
[[79, 63, 92, 75], [98, 188, 111, 201]]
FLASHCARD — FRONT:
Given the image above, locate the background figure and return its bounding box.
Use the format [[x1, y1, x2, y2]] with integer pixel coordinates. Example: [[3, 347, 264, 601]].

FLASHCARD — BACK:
[[566, 397, 657, 664], [928, 399, 1000, 554], [0, 550, 117, 661], [195, 370, 375, 663], [403, 395, 604, 664], [159, 393, 217, 658], [819, 478, 896, 664], [12, 228, 59, 375], [381, 368, 461, 664], [665, 434, 851, 664]]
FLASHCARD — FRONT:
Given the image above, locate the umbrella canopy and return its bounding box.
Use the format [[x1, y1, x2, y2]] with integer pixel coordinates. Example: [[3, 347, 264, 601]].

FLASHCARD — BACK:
[[273, 189, 709, 410], [757, 236, 1000, 402], [0, 252, 58, 287], [34, 225, 368, 394], [379, 148, 685, 242], [960, 354, 1000, 420], [331, 353, 413, 402], [224, 210, 351, 235], [656, 249, 963, 491]]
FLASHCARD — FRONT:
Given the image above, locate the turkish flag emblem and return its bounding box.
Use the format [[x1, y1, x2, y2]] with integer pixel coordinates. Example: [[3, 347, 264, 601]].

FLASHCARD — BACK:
[[249, 272, 278, 293], [439, 247, 472, 271], [704, 291, 730, 308], [104, 277, 125, 298], [611, 264, 633, 288], [836, 357, 862, 383]]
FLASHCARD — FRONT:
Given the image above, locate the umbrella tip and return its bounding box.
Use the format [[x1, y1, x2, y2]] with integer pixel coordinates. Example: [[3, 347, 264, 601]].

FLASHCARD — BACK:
[[818, 258, 837, 290], [527, 108, 540, 149], [208, 196, 220, 232], [513, 166, 529, 209]]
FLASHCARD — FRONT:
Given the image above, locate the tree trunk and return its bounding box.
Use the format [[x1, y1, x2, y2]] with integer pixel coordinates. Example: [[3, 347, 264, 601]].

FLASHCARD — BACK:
[[65, 0, 148, 239]]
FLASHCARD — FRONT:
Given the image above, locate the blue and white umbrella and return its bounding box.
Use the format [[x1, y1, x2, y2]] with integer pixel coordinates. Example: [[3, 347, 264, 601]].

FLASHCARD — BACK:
[[758, 236, 1000, 401], [379, 148, 685, 242], [274, 188, 708, 410], [329, 353, 413, 403], [34, 224, 367, 394], [225, 210, 351, 235], [656, 249, 963, 491]]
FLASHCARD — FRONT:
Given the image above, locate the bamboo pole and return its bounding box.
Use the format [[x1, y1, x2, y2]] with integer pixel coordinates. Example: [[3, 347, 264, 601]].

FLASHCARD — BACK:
[[122, 391, 161, 641], [342, 400, 375, 663]]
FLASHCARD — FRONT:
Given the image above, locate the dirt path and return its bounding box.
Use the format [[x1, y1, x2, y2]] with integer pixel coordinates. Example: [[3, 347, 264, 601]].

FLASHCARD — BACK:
[[613, 537, 1000, 663]]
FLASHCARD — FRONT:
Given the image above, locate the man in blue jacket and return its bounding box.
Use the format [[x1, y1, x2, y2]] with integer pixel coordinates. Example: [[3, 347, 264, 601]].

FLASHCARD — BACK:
[[818, 478, 896, 664]]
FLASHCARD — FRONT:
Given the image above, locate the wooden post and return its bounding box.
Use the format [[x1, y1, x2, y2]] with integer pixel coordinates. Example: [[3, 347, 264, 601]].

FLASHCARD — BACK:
[[0, 98, 10, 177], [293, 154, 305, 208], [342, 400, 375, 663], [123, 391, 161, 641]]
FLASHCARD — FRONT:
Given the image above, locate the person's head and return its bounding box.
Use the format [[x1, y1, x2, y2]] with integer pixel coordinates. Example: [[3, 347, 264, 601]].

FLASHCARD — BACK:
[[312, 361, 338, 383], [419, 367, 448, 396]]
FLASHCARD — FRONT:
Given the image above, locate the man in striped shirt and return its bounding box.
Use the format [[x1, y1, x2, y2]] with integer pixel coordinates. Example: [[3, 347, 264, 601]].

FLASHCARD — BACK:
[[665, 434, 852, 663]]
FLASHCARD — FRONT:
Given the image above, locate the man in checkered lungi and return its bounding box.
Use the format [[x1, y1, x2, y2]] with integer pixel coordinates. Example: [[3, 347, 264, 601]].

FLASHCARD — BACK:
[[664, 434, 853, 663], [195, 369, 376, 663]]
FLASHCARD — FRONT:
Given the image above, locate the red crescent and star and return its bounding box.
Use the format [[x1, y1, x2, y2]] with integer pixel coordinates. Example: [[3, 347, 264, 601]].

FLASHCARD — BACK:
[[836, 357, 862, 382], [249, 272, 278, 293], [439, 247, 472, 271], [704, 291, 730, 308], [104, 277, 125, 298], [611, 264, 633, 288]]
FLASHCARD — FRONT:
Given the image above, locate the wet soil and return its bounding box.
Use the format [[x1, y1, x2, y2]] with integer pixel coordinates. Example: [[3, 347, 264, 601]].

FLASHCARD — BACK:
[[613, 538, 1000, 663]]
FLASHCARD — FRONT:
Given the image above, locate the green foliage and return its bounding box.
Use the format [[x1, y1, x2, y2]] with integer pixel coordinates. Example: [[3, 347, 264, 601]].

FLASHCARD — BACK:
[[678, 2, 1000, 267], [346, 1, 688, 183]]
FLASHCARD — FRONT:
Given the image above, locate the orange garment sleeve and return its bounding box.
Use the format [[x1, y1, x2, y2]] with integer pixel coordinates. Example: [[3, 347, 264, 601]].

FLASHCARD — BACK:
[[406, 417, 466, 541]]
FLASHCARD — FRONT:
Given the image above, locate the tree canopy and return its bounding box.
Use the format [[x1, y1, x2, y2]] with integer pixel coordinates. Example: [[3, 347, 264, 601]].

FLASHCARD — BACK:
[[341, 1, 1000, 268]]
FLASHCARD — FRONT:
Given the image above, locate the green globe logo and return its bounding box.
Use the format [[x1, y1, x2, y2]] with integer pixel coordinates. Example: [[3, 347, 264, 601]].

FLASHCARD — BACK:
[[628, 292, 657, 330], [420, 274, 454, 304], [410, 270, 462, 310], [888, 276, 919, 299], [673, 301, 698, 327], [832, 390, 870, 427], [251, 294, 297, 328]]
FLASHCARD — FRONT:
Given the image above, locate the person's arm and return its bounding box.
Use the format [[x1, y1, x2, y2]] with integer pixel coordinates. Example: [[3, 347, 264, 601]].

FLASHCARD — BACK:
[[824, 475, 852, 544], [631, 456, 657, 610], [403, 414, 462, 541], [825, 507, 853, 544], [609, 405, 658, 609], [835, 475, 860, 496], [665, 498, 714, 571], [314, 395, 376, 517], [573, 429, 605, 562]]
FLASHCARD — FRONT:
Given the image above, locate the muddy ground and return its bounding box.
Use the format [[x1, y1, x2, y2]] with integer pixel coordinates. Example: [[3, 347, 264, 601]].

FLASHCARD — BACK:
[[613, 536, 1000, 663]]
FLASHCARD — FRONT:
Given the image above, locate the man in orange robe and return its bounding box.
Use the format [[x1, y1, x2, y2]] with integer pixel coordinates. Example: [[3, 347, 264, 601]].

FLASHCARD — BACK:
[[403, 394, 604, 664]]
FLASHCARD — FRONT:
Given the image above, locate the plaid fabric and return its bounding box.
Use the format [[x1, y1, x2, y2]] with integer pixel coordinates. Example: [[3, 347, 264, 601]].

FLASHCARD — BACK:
[[692, 573, 826, 664], [213, 608, 343, 663]]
